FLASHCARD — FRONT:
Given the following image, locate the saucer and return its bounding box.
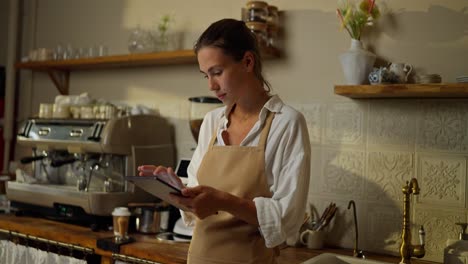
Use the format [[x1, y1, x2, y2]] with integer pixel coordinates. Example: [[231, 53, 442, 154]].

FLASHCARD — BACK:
[[456, 76, 468, 83], [417, 74, 442, 84]]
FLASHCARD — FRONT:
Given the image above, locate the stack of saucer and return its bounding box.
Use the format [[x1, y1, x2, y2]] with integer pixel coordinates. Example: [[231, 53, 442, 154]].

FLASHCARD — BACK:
[[417, 74, 442, 84], [456, 76, 468, 83]]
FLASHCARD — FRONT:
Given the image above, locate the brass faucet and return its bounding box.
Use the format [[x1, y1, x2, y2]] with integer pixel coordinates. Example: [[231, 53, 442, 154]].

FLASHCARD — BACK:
[[399, 178, 425, 264], [348, 200, 364, 258]]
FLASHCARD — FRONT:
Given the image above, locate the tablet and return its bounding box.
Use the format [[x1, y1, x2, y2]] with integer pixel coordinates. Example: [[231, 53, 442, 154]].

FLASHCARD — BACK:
[[125, 176, 190, 211]]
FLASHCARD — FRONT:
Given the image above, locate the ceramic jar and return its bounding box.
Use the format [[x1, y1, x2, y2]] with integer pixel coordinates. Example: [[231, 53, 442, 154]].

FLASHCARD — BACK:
[[245, 1, 268, 23], [245, 21, 268, 48], [339, 39, 376, 85]]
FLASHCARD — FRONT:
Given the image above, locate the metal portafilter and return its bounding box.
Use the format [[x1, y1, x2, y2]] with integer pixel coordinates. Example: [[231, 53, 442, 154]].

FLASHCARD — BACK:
[[21, 151, 77, 167], [20, 149, 52, 164], [20, 155, 47, 164], [20, 150, 77, 183], [50, 155, 77, 167]]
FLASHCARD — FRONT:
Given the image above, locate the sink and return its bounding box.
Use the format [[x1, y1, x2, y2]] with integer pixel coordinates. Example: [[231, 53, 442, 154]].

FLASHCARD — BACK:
[[445, 239, 468, 263], [301, 253, 391, 264]]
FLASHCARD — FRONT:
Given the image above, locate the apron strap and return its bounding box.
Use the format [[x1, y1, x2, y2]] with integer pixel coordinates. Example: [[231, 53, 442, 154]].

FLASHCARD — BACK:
[[258, 111, 275, 150], [207, 128, 218, 148]]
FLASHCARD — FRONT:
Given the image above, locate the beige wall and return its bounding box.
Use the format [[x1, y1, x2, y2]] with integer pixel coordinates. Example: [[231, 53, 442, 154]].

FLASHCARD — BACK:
[[14, 0, 468, 262]]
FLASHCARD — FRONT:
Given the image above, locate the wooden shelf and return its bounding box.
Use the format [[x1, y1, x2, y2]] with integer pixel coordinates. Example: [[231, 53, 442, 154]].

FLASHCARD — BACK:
[[16, 49, 197, 71], [15, 49, 198, 95], [334, 83, 468, 98], [15, 48, 280, 95]]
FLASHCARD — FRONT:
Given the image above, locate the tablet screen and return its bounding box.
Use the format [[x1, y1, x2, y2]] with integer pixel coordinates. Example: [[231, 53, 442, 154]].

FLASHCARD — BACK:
[[125, 176, 189, 211]]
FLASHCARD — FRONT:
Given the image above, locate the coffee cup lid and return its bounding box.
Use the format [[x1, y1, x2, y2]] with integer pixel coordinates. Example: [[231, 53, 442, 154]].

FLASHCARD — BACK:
[[112, 207, 131, 216]]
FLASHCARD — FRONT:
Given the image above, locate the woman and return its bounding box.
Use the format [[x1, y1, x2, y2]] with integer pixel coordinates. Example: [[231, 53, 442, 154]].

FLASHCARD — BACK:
[[138, 18, 310, 264]]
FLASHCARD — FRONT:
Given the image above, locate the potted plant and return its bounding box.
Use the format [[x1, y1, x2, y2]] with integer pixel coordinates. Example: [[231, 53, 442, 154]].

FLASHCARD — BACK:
[[154, 14, 174, 51], [336, 0, 380, 85]]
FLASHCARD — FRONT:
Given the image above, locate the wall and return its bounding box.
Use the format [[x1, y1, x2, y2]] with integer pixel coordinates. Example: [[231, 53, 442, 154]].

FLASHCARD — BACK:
[[14, 0, 468, 262]]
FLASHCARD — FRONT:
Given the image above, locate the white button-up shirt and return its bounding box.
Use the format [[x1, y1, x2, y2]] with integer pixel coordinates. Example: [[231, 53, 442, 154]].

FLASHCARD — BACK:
[[182, 95, 311, 248]]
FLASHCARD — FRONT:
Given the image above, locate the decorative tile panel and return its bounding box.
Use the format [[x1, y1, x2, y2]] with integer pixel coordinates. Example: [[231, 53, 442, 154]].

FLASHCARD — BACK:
[[365, 203, 402, 255], [417, 100, 468, 152], [414, 206, 464, 262], [368, 100, 418, 149], [297, 103, 322, 144], [366, 151, 414, 203], [308, 147, 322, 196], [325, 102, 366, 145], [417, 154, 465, 208], [321, 148, 365, 199]]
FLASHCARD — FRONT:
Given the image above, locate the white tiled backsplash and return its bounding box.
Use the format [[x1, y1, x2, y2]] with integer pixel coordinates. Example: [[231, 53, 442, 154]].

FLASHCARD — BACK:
[[302, 98, 468, 263]]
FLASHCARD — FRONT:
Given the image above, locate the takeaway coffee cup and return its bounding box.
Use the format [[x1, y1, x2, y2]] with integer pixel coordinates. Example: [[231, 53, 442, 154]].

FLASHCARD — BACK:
[[112, 207, 131, 241]]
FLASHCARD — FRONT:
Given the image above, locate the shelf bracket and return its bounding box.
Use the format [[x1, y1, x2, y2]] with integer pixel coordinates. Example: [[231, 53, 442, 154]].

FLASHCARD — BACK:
[[47, 69, 69, 95]]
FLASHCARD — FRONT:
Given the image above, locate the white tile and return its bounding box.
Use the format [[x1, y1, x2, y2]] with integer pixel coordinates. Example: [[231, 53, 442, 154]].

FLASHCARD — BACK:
[[367, 100, 418, 150], [366, 151, 414, 203], [321, 148, 366, 199], [324, 101, 367, 146], [414, 205, 465, 262], [416, 153, 466, 208], [295, 102, 323, 144], [308, 146, 322, 196], [417, 100, 468, 153], [365, 202, 402, 255]]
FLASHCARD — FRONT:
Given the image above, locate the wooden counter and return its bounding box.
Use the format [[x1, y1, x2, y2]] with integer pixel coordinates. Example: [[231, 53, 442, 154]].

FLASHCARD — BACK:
[[0, 214, 440, 264], [0, 214, 189, 264]]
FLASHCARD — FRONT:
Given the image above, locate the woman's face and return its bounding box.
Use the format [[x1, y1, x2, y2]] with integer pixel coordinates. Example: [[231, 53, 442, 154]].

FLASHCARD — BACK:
[[197, 46, 252, 106]]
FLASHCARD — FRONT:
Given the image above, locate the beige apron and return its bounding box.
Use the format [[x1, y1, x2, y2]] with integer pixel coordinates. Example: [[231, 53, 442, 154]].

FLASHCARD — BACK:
[[187, 111, 277, 264]]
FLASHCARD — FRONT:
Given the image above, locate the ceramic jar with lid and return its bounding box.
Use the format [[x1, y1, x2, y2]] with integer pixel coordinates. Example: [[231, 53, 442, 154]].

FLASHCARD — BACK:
[[246, 21, 268, 48], [267, 5, 279, 26], [266, 5, 279, 47], [245, 1, 268, 23], [267, 26, 278, 48]]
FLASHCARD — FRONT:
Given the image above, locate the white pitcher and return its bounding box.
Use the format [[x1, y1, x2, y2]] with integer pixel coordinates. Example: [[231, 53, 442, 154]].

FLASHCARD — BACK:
[[388, 63, 413, 83]]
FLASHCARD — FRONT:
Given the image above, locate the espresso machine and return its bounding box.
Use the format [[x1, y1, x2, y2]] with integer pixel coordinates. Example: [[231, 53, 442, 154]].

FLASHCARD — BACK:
[[6, 114, 175, 228]]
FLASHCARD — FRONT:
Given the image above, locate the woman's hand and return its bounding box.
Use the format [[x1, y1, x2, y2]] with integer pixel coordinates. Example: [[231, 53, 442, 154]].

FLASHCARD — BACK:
[[172, 186, 258, 225], [137, 165, 158, 176], [137, 165, 184, 189], [171, 185, 226, 219]]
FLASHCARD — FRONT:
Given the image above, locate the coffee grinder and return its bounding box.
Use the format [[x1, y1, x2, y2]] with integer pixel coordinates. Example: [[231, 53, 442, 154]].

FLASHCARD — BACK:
[[188, 96, 222, 142]]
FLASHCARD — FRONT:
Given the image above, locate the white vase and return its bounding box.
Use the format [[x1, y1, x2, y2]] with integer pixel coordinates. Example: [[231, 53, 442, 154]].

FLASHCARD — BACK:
[[339, 39, 376, 85]]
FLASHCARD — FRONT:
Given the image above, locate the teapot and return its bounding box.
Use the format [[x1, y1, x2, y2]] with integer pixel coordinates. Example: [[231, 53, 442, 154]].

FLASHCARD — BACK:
[[368, 67, 396, 85], [388, 63, 413, 83]]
